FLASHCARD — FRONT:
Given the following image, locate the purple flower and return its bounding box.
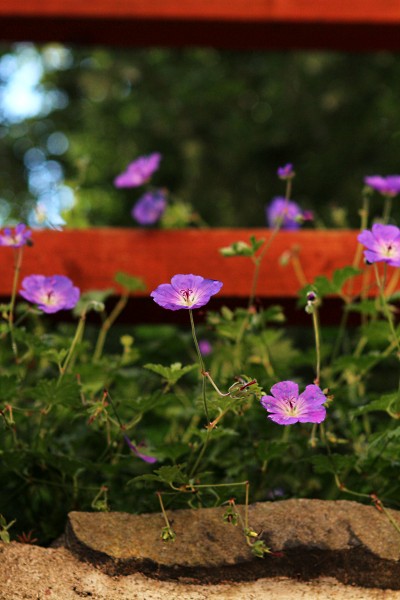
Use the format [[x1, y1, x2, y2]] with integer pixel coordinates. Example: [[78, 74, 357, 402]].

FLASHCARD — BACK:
[[266, 487, 285, 500], [358, 223, 400, 267], [266, 197, 313, 230], [261, 381, 326, 426], [0, 224, 32, 248], [20, 275, 80, 313], [277, 163, 295, 180], [364, 175, 400, 197], [150, 274, 223, 311], [131, 190, 167, 225], [199, 339, 213, 356], [123, 435, 157, 464], [114, 153, 162, 188]]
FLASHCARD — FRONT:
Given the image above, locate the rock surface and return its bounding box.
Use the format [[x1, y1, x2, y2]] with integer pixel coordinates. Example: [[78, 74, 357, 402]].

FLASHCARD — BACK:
[[66, 499, 400, 589], [1, 542, 400, 600]]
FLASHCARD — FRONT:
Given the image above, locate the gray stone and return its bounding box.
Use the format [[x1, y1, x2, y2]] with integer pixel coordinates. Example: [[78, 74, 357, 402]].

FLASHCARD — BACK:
[[65, 499, 400, 588]]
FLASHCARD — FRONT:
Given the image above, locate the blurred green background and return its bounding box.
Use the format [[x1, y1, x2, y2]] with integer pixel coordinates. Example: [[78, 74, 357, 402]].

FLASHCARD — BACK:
[[1, 43, 400, 228]]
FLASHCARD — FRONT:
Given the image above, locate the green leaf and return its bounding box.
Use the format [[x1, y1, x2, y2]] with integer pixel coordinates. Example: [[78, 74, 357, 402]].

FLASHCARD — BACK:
[[360, 321, 392, 347], [0, 375, 19, 402], [331, 354, 378, 374], [219, 236, 264, 258], [346, 299, 378, 316], [131, 464, 188, 486], [311, 453, 356, 475], [30, 377, 81, 408], [352, 393, 400, 417], [367, 426, 400, 455], [154, 464, 188, 485], [114, 272, 146, 292], [131, 473, 163, 483], [73, 289, 114, 316], [332, 266, 362, 291], [133, 392, 178, 413], [154, 443, 189, 461], [144, 362, 197, 386], [260, 305, 286, 324], [256, 440, 290, 462], [299, 267, 362, 304]]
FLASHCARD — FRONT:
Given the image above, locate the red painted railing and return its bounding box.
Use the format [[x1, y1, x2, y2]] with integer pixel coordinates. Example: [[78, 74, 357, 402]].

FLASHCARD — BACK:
[[1, 229, 361, 298], [1, 0, 400, 50]]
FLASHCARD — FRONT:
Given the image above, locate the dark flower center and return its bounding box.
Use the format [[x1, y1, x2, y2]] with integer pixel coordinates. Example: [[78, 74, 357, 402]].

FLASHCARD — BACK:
[[180, 289, 193, 302]]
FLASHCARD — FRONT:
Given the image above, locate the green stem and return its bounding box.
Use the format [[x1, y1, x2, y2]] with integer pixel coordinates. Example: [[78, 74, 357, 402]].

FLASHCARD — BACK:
[[373, 264, 400, 354], [189, 428, 211, 478], [189, 309, 209, 423], [58, 311, 87, 384], [244, 480, 250, 531], [312, 305, 321, 384], [8, 247, 24, 357], [382, 196, 393, 225], [189, 480, 248, 490], [247, 178, 293, 311], [157, 491, 173, 529], [93, 294, 128, 361]]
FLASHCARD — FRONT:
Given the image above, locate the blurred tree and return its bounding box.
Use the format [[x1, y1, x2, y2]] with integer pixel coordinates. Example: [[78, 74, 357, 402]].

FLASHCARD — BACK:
[[1, 44, 400, 228]]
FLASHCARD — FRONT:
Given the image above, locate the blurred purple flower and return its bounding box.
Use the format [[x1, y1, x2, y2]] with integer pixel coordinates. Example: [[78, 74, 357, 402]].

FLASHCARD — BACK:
[[132, 190, 167, 225], [123, 435, 157, 464], [151, 274, 223, 311], [358, 223, 400, 267], [20, 275, 80, 313], [364, 175, 400, 197], [261, 380, 326, 425], [266, 487, 285, 500], [0, 224, 32, 248], [266, 197, 313, 230], [114, 153, 162, 188], [199, 339, 213, 356], [277, 163, 295, 180]]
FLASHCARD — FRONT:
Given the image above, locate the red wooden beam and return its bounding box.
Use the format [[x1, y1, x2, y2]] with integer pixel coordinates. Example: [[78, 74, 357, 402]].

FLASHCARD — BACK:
[[3, 1, 400, 24], [1, 229, 362, 299], [1, 0, 400, 50]]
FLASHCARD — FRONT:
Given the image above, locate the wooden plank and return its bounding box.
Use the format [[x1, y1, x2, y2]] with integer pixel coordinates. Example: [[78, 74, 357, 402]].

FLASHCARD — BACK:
[[0, 229, 363, 299], [1, 0, 400, 50], [2, 0, 400, 25]]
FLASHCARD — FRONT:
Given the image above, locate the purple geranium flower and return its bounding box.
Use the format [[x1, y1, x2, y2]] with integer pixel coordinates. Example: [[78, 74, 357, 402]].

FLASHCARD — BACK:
[[199, 339, 213, 356], [131, 189, 167, 225], [123, 435, 157, 464], [0, 223, 32, 248], [277, 163, 295, 180], [20, 275, 80, 313], [358, 223, 400, 267], [261, 380, 327, 425], [364, 175, 400, 197], [150, 274, 223, 311], [114, 153, 162, 188], [266, 197, 313, 230]]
